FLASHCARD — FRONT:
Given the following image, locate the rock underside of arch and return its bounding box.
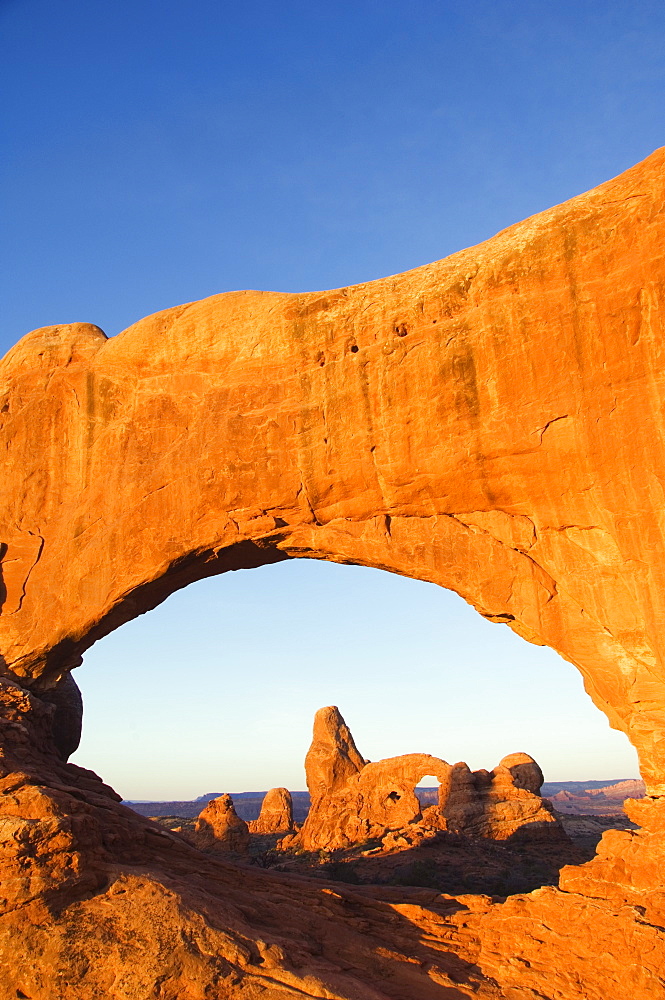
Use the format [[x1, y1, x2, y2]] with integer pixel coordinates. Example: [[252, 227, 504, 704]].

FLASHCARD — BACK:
[[1, 150, 665, 997]]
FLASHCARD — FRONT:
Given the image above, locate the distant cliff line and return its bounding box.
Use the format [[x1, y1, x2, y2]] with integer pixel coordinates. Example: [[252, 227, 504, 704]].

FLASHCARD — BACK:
[[125, 778, 645, 821]]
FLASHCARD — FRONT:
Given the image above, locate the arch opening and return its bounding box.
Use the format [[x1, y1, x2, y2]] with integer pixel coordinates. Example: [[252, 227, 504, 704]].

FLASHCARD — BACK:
[[415, 777, 440, 811], [67, 558, 640, 898], [70, 558, 639, 803]]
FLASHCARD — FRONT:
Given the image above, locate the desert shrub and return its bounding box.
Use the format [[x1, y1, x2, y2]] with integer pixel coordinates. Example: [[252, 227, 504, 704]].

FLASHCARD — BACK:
[[321, 861, 361, 884], [390, 858, 441, 889]]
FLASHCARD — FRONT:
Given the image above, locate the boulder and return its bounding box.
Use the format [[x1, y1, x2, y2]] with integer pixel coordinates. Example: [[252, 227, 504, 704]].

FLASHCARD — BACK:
[[498, 752, 544, 794], [193, 794, 249, 852], [248, 787, 294, 834]]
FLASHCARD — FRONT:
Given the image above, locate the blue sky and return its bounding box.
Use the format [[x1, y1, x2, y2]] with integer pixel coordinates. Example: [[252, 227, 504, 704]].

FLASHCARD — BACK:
[[3, 0, 661, 797]]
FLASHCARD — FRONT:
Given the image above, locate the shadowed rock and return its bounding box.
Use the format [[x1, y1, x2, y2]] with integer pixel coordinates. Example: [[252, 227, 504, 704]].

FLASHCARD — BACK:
[[497, 752, 544, 794], [193, 793, 250, 852], [437, 754, 558, 841]]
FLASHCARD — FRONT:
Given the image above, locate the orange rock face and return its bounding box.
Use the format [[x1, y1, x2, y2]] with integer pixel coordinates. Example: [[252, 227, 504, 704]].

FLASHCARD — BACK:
[[305, 706, 366, 799], [1, 149, 665, 996], [248, 787, 294, 834], [293, 707, 561, 851], [437, 753, 560, 841], [193, 793, 250, 852]]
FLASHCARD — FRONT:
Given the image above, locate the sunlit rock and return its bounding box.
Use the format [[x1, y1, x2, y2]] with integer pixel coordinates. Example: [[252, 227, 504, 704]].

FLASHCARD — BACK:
[[1, 149, 665, 997], [290, 707, 561, 850], [248, 786, 294, 834]]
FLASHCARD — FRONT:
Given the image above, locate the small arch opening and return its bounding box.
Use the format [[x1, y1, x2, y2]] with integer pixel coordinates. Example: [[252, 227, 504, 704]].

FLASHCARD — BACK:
[[415, 776, 439, 811]]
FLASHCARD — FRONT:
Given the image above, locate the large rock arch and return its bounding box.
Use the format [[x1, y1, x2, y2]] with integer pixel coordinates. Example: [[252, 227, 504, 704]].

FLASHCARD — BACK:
[[1, 149, 664, 998]]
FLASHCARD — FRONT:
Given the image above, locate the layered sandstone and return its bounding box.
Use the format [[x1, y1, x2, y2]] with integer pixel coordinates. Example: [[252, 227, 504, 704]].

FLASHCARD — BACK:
[[193, 793, 250, 852], [248, 787, 294, 834], [1, 149, 665, 997], [292, 707, 560, 851]]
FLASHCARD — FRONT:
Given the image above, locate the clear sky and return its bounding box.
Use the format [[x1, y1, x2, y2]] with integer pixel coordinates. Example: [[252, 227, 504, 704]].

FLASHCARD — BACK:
[[3, 0, 661, 798]]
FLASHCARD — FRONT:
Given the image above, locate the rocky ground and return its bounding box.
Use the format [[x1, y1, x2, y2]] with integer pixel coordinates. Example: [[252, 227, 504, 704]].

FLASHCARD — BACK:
[[151, 811, 636, 899]]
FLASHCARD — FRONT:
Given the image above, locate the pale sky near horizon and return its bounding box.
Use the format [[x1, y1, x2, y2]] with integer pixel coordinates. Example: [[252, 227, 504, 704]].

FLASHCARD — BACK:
[[2, 0, 661, 798]]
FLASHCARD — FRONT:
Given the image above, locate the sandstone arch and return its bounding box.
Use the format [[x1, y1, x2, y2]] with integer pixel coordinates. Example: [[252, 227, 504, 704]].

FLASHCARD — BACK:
[[1, 149, 665, 998], [293, 709, 561, 852]]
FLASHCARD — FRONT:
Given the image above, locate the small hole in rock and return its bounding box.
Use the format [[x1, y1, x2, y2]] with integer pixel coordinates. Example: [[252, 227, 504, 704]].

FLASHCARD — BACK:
[[387, 791, 401, 802], [350, 345, 359, 353], [416, 776, 440, 810]]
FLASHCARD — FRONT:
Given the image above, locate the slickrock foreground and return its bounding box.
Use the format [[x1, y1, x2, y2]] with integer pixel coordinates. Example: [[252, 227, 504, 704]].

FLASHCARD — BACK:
[[2, 149, 665, 997], [289, 707, 561, 851]]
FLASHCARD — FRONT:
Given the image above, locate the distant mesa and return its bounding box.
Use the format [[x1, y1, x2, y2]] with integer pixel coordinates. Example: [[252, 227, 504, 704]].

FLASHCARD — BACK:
[[126, 778, 644, 822], [280, 706, 564, 852], [125, 789, 311, 822], [550, 778, 646, 815]]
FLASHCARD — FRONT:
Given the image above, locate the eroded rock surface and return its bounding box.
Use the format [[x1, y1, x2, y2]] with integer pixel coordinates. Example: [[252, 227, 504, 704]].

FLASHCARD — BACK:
[[435, 754, 558, 841], [248, 787, 294, 834], [193, 793, 250, 853], [305, 706, 366, 798], [1, 149, 665, 997], [290, 708, 561, 851]]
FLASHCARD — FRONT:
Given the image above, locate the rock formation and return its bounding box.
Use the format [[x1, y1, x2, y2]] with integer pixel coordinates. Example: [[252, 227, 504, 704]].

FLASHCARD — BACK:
[[434, 754, 556, 840], [193, 793, 250, 852], [248, 786, 294, 834], [291, 707, 560, 851], [1, 149, 665, 997], [305, 706, 366, 798]]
